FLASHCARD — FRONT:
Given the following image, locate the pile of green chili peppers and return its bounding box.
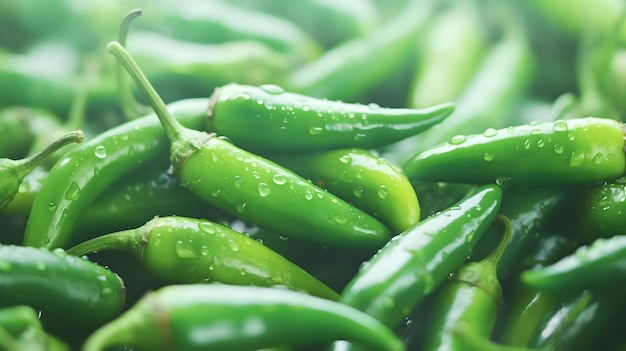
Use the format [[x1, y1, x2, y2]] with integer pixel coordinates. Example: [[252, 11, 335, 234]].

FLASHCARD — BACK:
[[2, 0, 626, 350]]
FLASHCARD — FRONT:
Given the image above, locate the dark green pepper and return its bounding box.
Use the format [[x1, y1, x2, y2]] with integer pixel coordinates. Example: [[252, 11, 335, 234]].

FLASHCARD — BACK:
[[0, 245, 125, 339], [82, 284, 404, 351], [404, 117, 626, 186], [266, 148, 420, 233], [109, 39, 392, 249], [521, 234, 626, 292], [208, 83, 454, 153], [284, 0, 434, 102], [68, 215, 340, 300], [1, 130, 83, 208], [334, 184, 502, 339], [421, 215, 511, 351], [0, 306, 69, 351]]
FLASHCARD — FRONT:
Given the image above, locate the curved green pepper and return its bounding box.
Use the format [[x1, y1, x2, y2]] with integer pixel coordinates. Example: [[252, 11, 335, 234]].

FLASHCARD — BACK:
[[109, 40, 392, 249], [68, 215, 340, 300], [83, 284, 404, 351], [404, 117, 626, 186], [266, 148, 420, 233], [521, 235, 626, 292], [335, 184, 502, 335], [208, 83, 454, 153], [421, 215, 511, 351], [0, 245, 125, 339]]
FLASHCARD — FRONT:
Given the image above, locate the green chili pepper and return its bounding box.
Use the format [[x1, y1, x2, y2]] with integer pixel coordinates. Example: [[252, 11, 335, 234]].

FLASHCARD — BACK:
[[578, 181, 626, 242], [285, 0, 433, 102], [496, 231, 580, 347], [521, 235, 626, 292], [450, 323, 546, 351], [411, 181, 476, 220], [76, 165, 229, 236], [472, 186, 579, 278], [138, 0, 322, 63], [0, 306, 69, 351], [83, 284, 404, 351], [228, 0, 380, 48], [1, 130, 83, 208], [407, 0, 488, 108], [22, 98, 208, 249], [420, 215, 511, 351], [0, 107, 34, 159], [404, 117, 626, 186], [334, 184, 502, 337], [108, 40, 392, 249], [208, 83, 454, 153], [68, 215, 340, 300], [539, 289, 626, 351], [126, 31, 292, 102], [382, 2, 534, 164], [0, 245, 125, 338], [266, 148, 419, 233]]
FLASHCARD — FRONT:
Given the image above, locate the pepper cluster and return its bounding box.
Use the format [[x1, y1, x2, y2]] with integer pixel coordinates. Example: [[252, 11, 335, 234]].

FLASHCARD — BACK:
[[1, 0, 626, 350]]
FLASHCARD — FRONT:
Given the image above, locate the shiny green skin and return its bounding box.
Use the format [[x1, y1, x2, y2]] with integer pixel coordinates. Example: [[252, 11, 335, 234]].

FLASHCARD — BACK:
[[337, 184, 502, 330], [579, 182, 626, 242], [23, 98, 209, 249], [77, 165, 228, 235], [422, 263, 502, 351], [68, 216, 339, 301], [209, 83, 454, 153], [404, 117, 626, 186], [285, 0, 434, 102], [521, 235, 626, 292], [0, 245, 125, 337], [179, 135, 392, 249], [268, 148, 420, 233], [83, 284, 405, 351]]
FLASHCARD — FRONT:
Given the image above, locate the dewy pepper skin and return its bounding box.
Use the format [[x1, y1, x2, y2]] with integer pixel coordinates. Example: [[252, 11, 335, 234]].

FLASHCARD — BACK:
[[334, 184, 502, 344], [67, 216, 340, 301], [208, 83, 455, 153], [404, 118, 626, 186], [107, 34, 392, 249]]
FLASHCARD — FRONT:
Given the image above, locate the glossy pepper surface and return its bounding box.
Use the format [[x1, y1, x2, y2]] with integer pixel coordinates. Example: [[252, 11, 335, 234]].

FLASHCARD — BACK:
[[579, 181, 626, 242], [267, 147, 420, 233], [22, 98, 208, 249], [83, 284, 405, 351], [421, 215, 511, 351], [521, 234, 626, 291], [404, 117, 626, 186], [0, 245, 125, 337], [337, 184, 502, 330], [68, 216, 340, 300], [208, 83, 454, 153], [108, 39, 392, 249]]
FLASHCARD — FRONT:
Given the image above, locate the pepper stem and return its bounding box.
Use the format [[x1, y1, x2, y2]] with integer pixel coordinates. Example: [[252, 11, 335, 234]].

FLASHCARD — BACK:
[[7, 130, 84, 179], [483, 214, 512, 267], [117, 8, 151, 120], [107, 41, 183, 141], [67, 216, 158, 259]]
